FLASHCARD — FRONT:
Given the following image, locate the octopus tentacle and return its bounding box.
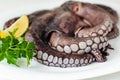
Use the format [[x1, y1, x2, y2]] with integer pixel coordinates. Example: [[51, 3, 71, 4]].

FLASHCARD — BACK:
[[36, 51, 95, 67], [91, 49, 106, 62], [49, 31, 108, 55], [94, 4, 119, 39], [76, 21, 113, 38]]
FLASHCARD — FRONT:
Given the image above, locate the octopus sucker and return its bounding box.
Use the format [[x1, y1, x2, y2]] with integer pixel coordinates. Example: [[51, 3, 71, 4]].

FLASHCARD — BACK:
[[3, 1, 119, 68]]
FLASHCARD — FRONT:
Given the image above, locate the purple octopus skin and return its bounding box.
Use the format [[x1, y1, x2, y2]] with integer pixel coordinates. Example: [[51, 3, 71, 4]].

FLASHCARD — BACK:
[[3, 1, 119, 68]]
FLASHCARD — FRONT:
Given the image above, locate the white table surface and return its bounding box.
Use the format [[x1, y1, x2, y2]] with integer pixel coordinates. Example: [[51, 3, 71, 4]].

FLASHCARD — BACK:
[[0, 0, 120, 80]]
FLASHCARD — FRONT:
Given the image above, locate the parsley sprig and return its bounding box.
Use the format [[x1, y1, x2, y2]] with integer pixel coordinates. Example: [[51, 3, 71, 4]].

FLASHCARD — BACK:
[[0, 32, 35, 67]]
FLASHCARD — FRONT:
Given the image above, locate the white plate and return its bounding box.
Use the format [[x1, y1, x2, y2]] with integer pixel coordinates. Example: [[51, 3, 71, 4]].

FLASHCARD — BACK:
[[0, 0, 120, 80]]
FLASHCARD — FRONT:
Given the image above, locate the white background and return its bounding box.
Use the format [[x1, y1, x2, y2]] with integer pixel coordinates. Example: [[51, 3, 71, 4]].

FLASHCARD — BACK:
[[0, 0, 120, 80]]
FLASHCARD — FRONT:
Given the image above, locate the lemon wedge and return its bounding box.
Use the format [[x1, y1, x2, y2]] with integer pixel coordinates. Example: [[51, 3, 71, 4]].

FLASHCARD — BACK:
[[1, 15, 29, 38]]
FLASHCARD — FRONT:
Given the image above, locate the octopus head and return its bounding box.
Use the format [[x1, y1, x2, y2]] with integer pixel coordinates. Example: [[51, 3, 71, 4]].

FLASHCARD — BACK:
[[62, 1, 83, 15]]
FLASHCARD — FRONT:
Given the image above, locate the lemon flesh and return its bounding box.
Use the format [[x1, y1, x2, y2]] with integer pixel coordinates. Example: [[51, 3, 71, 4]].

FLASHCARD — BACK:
[[2, 15, 29, 38]]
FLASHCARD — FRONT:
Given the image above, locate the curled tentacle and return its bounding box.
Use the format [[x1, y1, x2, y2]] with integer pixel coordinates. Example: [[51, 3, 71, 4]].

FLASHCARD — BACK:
[[30, 16, 96, 67], [95, 4, 119, 39], [49, 31, 108, 62]]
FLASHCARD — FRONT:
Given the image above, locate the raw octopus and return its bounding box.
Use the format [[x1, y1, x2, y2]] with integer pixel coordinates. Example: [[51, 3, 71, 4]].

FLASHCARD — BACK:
[[4, 1, 119, 68]]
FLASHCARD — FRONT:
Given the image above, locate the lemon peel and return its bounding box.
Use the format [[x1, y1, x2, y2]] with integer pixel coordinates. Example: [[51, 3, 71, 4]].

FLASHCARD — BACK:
[[1, 15, 29, 38]]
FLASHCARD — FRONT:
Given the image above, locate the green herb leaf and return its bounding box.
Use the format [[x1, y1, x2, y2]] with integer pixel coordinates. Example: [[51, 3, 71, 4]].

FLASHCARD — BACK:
[[0, 33, 35, 66], [0, 53, 4, 61]]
